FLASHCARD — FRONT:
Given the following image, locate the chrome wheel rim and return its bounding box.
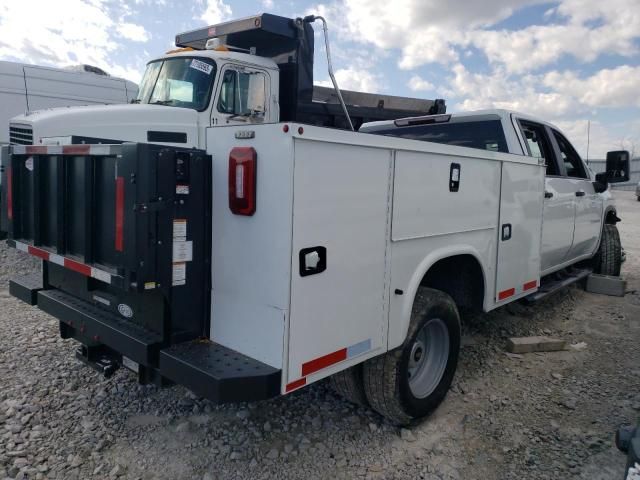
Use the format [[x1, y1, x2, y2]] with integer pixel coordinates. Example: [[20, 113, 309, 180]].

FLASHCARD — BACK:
[[407, 318, 450, 399]]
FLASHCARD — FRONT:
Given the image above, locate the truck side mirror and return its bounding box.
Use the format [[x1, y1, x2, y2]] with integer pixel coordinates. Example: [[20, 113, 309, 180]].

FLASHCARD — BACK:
[[247, 74, 266, 117], [605, 150, 630, 183]]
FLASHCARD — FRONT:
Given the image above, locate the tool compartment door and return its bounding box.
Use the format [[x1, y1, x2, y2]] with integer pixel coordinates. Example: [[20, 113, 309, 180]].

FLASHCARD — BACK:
[[287, 139, 392, 385], [495, 161, 545, 303]]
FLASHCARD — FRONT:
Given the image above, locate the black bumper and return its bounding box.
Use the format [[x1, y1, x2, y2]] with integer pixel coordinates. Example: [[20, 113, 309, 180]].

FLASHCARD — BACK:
[[8, 275, 282, 403]]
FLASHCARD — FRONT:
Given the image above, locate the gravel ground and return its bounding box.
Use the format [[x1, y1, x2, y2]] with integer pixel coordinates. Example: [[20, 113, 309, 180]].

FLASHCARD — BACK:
[[1, 191, 639, 480]]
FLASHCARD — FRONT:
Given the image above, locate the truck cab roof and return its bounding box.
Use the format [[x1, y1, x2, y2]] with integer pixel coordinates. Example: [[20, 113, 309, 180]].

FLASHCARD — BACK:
[[149, 48, 279, 71], [359, 109, 559, 133]]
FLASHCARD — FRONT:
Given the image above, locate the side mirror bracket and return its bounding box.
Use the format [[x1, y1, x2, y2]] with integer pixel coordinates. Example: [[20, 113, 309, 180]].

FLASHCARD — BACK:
[[593, 173, 608, 193]]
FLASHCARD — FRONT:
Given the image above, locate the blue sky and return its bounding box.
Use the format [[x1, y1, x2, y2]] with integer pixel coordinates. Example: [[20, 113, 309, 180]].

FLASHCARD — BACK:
[[0, 0, 638, 157]]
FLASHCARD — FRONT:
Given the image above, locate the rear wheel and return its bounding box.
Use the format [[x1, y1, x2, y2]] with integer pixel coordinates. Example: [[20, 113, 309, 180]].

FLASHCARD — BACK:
[[329, 365, 368, 407], [363, 287, 461, 425], [593, 224, 622, 276]]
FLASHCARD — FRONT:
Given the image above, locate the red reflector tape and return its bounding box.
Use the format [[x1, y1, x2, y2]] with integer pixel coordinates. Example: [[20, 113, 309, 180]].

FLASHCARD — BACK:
[[64, 258, 92, 276], [62, 145, 91, 155], [11, 144, 120, 156], [13, 241, 111, 284], [498, 288, 516, 301], [25, 145, 49, 155], [6, 166, 12, 221], [523, 280, 537, 291], [285, 378, 306, 393], [302, 348, 347, 377], [115, 177, 125, 251], [27, 246, 49, 260]]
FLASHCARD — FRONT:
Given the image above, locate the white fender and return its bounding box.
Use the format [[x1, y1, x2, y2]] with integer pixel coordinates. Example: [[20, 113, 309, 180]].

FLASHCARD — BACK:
[[388, 244, 488, 351]]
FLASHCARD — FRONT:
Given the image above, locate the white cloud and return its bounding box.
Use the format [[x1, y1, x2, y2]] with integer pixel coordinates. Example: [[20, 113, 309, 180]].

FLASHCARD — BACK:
[[544, 65, 640, 109], [311, 0, 640, 73], [442, 64, 576, 119], [199, 0, 232, 25], [408, 75, 434, 92], [316, 67, 382, 93], [262, 0, 274, 8], [0, 1, 116, 69], [117, 23, 150, 42]]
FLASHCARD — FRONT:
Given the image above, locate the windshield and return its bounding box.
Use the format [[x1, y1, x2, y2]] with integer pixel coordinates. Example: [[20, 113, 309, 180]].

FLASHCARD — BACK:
[[136, 57, 216, 111]]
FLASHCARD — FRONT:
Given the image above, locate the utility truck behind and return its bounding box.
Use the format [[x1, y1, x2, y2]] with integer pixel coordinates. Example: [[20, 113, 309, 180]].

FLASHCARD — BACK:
[[0, 14, 630, 425]]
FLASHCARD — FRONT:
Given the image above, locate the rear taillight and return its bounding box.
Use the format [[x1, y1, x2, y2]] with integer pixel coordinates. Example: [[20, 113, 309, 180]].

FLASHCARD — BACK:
[[115, 176, 124, 251], [228, 147, 257, 216], [7, 166, 13, 221]]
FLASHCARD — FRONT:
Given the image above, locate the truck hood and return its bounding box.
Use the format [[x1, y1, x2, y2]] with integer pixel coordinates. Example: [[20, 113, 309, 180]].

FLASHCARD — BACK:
[[11, 104, 200, 148]]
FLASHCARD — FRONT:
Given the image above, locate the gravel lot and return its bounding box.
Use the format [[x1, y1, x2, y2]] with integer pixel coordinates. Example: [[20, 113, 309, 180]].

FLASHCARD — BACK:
[[1, 190, 639, 480]]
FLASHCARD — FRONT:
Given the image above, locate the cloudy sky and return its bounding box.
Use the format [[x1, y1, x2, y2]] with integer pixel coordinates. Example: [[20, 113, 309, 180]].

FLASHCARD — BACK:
[[0, 0, 638, 157]]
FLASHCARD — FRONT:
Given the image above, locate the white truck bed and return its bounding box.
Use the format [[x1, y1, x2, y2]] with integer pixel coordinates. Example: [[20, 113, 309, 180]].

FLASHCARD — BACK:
[[207, 123, 545, 393]]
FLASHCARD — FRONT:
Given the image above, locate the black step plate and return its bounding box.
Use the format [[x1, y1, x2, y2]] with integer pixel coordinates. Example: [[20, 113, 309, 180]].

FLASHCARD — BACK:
[[159, 340, 281, 403], [9, 273, 44, 305], [524, 268, 592, 303]]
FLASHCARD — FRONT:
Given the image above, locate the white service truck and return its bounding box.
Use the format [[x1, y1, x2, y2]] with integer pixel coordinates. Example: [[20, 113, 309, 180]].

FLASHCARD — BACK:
[[0, 14, 630, 425]]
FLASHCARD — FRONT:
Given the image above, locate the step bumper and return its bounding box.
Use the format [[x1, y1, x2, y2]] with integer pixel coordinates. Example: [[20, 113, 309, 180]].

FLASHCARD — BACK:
[[9, 273, 44, 305], [37, 289, 162, 366], [159, 340, 281, 403]]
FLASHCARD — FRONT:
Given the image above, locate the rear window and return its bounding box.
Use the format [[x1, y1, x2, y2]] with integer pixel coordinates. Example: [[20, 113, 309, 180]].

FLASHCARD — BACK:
[[368, 120, 508, 153]]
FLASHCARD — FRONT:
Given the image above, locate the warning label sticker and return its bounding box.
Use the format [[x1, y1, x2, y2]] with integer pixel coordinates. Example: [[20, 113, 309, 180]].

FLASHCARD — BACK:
[[172, 262, 186, 286], [190, 59, 213, 75], [173, 240, 193, 262], [176, 184, 190, 195], [173, 219, 187, 240]]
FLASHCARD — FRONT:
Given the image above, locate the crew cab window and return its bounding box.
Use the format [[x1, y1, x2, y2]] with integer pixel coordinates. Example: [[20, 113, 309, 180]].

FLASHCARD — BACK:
[[218, 69, 266, 116], [369, 120, 509, 153], [518, 121, 559, 176], [553, 130, 588, 179]]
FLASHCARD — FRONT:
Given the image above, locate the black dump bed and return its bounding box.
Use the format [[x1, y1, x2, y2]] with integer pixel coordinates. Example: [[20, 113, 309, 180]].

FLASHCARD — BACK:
[[175, 13, 446, 129]]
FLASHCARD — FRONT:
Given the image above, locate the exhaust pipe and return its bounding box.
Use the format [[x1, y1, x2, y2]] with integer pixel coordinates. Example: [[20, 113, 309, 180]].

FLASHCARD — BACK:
[[303, 15, 354, 131]]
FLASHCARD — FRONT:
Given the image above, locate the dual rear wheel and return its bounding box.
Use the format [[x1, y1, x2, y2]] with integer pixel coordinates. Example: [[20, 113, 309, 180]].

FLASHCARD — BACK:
[[330, 287, 461, 426]]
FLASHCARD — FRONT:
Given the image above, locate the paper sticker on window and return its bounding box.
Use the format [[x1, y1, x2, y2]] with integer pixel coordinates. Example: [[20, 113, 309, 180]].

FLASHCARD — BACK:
[[190, 59, 213, 75]]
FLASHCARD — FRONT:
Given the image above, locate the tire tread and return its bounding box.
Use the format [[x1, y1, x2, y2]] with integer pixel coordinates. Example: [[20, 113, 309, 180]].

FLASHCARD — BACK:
[[329, 365, 369, 407], [363, 288, 459, 426]]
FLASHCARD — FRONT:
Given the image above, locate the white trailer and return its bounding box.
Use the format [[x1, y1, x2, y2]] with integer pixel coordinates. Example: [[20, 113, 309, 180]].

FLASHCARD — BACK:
[[0, 61, 138, 145]]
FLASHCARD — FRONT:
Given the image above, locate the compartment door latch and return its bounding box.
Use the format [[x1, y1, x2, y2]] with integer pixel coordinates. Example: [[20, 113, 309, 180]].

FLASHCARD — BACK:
[[299, 246, 327, 277]]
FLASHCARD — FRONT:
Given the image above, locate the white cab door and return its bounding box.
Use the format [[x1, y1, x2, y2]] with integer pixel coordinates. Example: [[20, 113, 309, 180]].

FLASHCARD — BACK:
[[541, 177, 576, 272], [515, 119, 576, 274], [550, 129, 603, 260]]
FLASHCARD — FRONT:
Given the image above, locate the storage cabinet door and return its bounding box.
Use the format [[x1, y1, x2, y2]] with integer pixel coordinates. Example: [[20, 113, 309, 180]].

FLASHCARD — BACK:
[[287, 139, 392, 386], [495, 162, 545, 303]]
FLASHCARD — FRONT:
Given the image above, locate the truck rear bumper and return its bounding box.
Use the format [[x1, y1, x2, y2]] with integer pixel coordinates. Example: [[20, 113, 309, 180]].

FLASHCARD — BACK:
[[9, 274, 282, 403]]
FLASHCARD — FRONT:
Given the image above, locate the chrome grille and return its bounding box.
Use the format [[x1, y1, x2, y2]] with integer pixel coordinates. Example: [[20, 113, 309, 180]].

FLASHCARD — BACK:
[[9, 124, 33, 145]]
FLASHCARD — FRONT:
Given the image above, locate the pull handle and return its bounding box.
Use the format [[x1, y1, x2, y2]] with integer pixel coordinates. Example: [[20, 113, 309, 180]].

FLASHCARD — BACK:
[[544, 191, 553, 199], [575, 190, 586, 197]]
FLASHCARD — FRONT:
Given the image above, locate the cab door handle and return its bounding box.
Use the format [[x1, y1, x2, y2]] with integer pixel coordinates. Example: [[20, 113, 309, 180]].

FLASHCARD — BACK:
[[544, 191, 553, 198], [575, 190, 585, 197]]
